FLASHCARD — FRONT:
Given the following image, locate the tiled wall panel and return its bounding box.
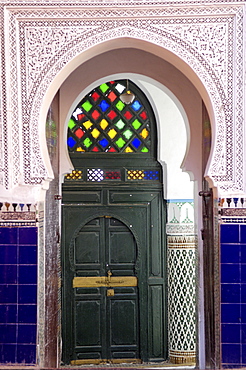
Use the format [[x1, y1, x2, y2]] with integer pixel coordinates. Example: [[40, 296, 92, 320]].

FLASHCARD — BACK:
[[221, 223, 246, 368], [0, 226, 37, 364]]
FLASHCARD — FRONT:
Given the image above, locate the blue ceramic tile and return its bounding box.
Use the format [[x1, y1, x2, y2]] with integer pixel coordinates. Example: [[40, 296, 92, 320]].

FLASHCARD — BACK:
[[242, 284, 246, 303], [242, 245, 246, 263], [19, 265, 37, 284], [18, 285, 37, 304], [0, 324, 17, 343], [0, 305, 17, 324], [0, 246, 17, 264], [19, 227, 37, 245], [221, 264, 240, 283], [221, 323, 240, 343], [221, 244, 240, 263], [18, 305, 37, 324], [221, 224, 240, 244], [222, 343, 240, 363], [240, 225, 246, 243], [16, 344, 36, 364], [0, 285, 17, 303], [221, 284, 240, 303], [242, 324, 246, 343], [242, 344, 246, 363], [17, 324, 36, 344], [241, 304, 246, 323], [241, 265, 246, 283], [0, 344, 16, 363], [0, 265, 17, 284], [0, 228, 17, 245], [221, 304, 241, 323], [19, 245, 37, 264]]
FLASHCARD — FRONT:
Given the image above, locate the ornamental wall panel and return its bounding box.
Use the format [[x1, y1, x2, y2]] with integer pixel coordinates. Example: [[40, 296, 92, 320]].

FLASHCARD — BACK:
[[0, 1, 245, 198]]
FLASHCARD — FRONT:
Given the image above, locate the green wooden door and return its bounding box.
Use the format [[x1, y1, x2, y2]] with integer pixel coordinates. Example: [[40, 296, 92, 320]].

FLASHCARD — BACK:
[[62, 213, 142, 365], [62, 79, 167, 365]]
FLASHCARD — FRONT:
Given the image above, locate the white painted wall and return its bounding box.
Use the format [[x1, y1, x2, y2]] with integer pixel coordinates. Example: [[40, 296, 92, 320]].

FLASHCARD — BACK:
[[137, 79, 194, 200]]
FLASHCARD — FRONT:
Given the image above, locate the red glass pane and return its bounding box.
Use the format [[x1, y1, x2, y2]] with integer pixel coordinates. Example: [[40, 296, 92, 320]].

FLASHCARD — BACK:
[[108, 146, 117, 152], [107, 110, 117, 120], [77, 113, 86, 121], [91, 92, 100, 102], [75, 128, 84, 139], [124, 111, 133, 120], [105, 171, 121, 179], [140, 111, 148, 120], [107, 91, 117, 102], [91, 110, 101, 120], [109, 81, 115, 84], [92, 146, 100, 152]]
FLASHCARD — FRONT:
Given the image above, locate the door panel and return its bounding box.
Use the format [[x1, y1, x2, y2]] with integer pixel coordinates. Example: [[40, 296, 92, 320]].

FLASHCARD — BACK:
[[75, 300, 102, 346]]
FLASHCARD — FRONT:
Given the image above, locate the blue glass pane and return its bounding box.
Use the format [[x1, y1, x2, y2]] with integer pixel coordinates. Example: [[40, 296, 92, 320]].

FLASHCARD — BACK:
[[67, 137, 76, 148], [131, 138, 141, 149], [99, 138, 109, 148], [144, 170, 159, 180], [131, 100, 142, 111], [99, 100, 110, 112]]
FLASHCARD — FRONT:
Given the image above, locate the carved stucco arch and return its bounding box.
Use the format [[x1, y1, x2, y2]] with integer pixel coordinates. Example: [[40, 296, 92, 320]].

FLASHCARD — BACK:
[[3, 4, 243, 198]]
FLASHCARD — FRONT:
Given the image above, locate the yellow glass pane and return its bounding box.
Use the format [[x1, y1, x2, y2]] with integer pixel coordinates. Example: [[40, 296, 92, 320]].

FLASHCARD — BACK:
[[91, 128, 100, 138], [76, 147, 85, 152], [140, 128, 149, 139], [127, 170, 144, 180], [108, 129, 117, 139], [125, 146, 133, 153], [83, 121, 93, 130], [66, 170, 82, 180], [100, 119, 109, 130]]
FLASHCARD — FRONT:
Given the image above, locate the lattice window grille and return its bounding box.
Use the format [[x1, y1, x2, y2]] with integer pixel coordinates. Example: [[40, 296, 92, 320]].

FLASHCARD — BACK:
[[127, 170, 159, 181], [65, 170, 83, 180]]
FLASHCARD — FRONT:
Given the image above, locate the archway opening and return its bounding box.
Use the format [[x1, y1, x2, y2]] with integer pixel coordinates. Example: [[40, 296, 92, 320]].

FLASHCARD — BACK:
[[42, 45, 212, 368]]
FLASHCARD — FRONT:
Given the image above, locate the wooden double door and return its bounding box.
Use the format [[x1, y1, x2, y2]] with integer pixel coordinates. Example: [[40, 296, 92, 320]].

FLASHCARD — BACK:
[[62, 189, 167, 365], [72, 215, 139, 364]]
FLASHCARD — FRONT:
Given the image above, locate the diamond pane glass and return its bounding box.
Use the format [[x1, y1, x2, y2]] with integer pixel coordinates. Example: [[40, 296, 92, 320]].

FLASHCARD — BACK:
[[66, 170, 83, 180], [127, 170, 159, 180], [131, 100, 142, 111], [67, 80, 152, 154], [87, 169, 104, 181]]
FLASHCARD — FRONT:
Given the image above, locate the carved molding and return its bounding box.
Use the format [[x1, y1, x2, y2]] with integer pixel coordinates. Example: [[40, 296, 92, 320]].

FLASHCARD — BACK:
[[0, 2, 244, 195]]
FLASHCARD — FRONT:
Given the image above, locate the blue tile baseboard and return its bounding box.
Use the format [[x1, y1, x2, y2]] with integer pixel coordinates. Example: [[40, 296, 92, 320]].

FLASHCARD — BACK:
[[0, 226, 37, 364], [221, 222, 246, 367]]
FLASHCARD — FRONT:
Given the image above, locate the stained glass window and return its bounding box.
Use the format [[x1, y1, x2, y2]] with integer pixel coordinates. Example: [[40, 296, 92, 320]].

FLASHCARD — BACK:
[[67, 80, 154, 154]]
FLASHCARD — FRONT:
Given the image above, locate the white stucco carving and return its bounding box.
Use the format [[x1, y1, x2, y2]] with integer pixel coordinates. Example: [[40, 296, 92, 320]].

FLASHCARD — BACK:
[[0, 1, 245, 196]]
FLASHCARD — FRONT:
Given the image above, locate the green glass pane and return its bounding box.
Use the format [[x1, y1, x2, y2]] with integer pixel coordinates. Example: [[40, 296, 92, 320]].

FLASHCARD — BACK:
[[132, 119, 142, 130], [83, 137, 92, 148], [115, 119, 125, 130], [99, 83, 109, 93], [115, 137, 126, 148], [115, 100, 125, 111], [141, 146, 149, 152], [82, 100, 93, 112], [123, 129, 133, 140], [68, 119, 76, 130]]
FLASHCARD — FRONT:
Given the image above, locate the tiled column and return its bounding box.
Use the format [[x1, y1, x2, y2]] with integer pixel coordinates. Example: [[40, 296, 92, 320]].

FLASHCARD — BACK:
[[167, 200, 197, 364]]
